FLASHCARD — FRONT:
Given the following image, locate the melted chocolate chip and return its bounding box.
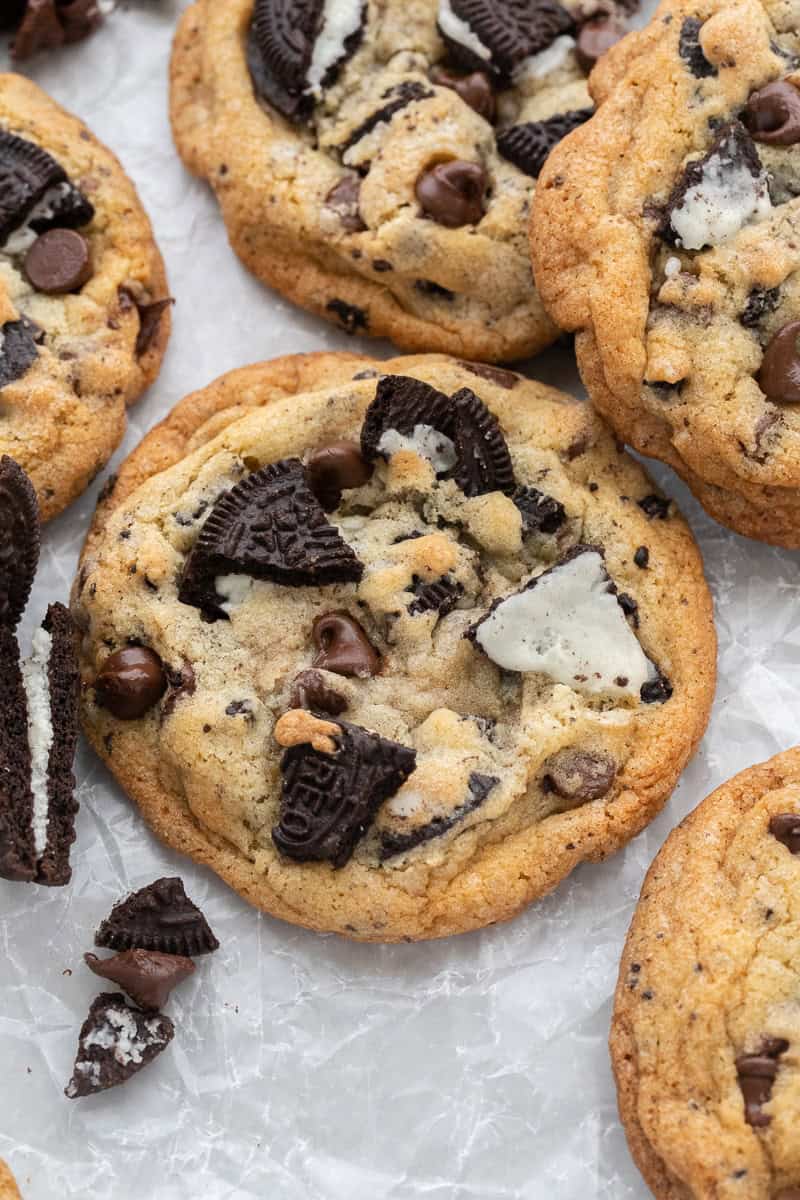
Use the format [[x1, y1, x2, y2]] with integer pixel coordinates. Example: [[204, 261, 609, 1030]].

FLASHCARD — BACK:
[[312, 612, 380, 678], [0, 455, 39, 630], [134, 298, 173, 357], [638, 494, 671, 519], [24, 228, 92, 294], [84, 949, 195, 1012], [95, 876, 219, 956], [324, 176, 366, 232], [459, 360, 519, 389], [94, 646, 167, 720], [744, 80, 800, 146], [326, 298, 368, 333], [288, 669, 347, 715], [414, 279, 455, 300], [575, 17, 625, 74], [497, 109, 593, 179], [758, 320, 800, 403], [769, 813, 800, 854], [736, 1039, 788, 1127], [416, 160, 486, 227], [544, 749, 617, 805], [429, 66, 495, 121], [305, 441, 372, 510], [633, 546, 649, 568]]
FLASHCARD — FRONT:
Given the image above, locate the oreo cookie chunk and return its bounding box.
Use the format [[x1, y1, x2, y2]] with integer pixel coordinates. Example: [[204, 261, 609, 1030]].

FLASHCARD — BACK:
[[378, 771, 498, 859], [0, 456, 40, 629], [0, 129, 94, 249], [65, 993, 174, 1099], [497, 108, 594, 179], [437, 0, 575, 83], [95, 877, 220, 956], [179, 458, 364, 618]]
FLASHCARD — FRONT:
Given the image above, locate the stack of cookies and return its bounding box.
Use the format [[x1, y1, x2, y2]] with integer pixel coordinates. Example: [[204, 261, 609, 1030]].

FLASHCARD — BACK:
[[3, 0, 800, 1196]]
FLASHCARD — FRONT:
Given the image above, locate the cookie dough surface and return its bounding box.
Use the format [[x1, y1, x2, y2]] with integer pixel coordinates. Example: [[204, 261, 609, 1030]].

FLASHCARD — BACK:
[[169, 0, 629, 363], [0, 74, 170, 521], [74, 352, 715, 941], [531, 0, 800, 545], [611, 749, 800, 1200]]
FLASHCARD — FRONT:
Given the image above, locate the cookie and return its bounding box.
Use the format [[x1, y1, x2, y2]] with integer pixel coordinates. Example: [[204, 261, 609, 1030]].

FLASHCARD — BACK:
[[611, 748, 800, 1200], [4, 0, 101, 61], [0, 1161, 21, 1200], [532, 0, 800, 546], [0, 74, 170, 522], [0, 458, 81, 887], [169, 0, 634, 363], [73, 352, 716, 942]]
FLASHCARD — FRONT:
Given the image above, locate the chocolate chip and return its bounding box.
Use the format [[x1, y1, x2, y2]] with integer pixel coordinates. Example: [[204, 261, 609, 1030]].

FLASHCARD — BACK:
[[326, 298, 368, 333], [161, 661, 196, 721], [641, 673, 672, 704], [543, 749, 617, 805], [84, 949, 195, 1012], [459, 360, 519, 389], [324, 176, 366, 232], [288, 669, 347, 715], [178, 458, 364, 619], [678, 16, 716, 78], [312, 612, 380, 678], [769, 813, 800, 853], [94, 646, 167, 720], [744, 80, 800, 145], [736, 1040, 788, 1127], [407, 575, 463, 617], [305, 441, 373, 511], [439, 0, 573, 81], [758, 320, 800, 403], [575, 17, 625, 74], [429, 66, 495, 121], [741, 285, 780, 328], [496, 109, 593, 179], [0, 456, 39, 630], [24, 228, 92, 294], [65, 993, 174, 1099], [95, 876, 220, 956], [0, 317, 40, 388], [273, 720, 416, 866], [512, 485, 566, 536], [416, 160, 486, 227], [134, 298, 172, 357], [414, 279, 455, 300], [633, 546, 649, 568], [339, 81, 434, 152], [379, 771, 497, 859], [638, 494, 670, 519]]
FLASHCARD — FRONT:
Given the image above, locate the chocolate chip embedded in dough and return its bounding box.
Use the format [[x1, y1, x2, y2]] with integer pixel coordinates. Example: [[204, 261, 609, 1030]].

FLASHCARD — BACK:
[[575, 17, 625, 74], [288, 669, 348, 715], [24, 228, 92, 294], [543, 749, 617, 806], [429, 66, 495, 121], [324, 176, 366, 232], [744, 80, 800, 146], [416, 160, 487, 228], [769, 812, 800, 854], [736, 1040, 788, 1127], [93, 646, 167, 720], [305, 441, 373, 511], [312, 612, 381, 678], [758, 320, 800, 403]]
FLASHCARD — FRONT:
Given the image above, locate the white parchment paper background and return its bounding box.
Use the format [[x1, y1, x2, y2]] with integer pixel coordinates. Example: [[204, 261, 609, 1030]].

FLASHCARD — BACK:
[[2, 3, 798, 1196]]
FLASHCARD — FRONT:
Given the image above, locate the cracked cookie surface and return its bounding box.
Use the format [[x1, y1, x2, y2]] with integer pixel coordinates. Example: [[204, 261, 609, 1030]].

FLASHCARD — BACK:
[[531, 0, 800, 545], [611, 748, 800, 1200], [73, 352, 715, 942], [169, 0, 633, 363], [0, 74, 170, 522]]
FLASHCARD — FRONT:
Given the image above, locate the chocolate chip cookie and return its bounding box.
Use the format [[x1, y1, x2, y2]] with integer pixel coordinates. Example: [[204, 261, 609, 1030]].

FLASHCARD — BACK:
[[0, 74, 170, 522], [73, 352, 716, 941], [169, 0, 635, 363], [611, 748, 800, 1200], [532, 0, 800, 545], [0, 1161, 21, 1200]]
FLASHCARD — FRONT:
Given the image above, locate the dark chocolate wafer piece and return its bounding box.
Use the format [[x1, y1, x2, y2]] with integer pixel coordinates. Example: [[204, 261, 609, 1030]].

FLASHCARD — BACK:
[[0, 455, 40, 630], [440, 0, 574, 82], [448, 386, 515, 496], [0, 318, 41, 389], [361, 375, 456, 462], [0, 625, 35, 881], [0, 128, 65, 244], [496, 109, 593, 179], [65, 993, 174, 1099], [379, 771, 497, 859], [95, 877, 220, 956]]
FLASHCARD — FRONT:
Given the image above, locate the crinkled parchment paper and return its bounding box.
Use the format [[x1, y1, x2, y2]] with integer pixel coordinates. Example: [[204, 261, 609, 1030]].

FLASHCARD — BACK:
[[2, 4, 798, 1196]]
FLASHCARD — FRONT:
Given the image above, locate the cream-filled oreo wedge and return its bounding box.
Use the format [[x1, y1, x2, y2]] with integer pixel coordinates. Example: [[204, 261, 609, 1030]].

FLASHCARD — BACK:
[[0, 74, 170, 522], [73, 353, 716, 942], [169, 0, 637, 363], [0, 457, 81, 886]]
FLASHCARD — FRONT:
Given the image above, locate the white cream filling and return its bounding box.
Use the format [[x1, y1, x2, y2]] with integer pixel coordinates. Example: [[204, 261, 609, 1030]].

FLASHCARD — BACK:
[[385, 789, 426, 819], [83, 1006, 169, 1066], [437, 0, 492, 61], [378, 425, 458, 473], [670, 157, 772, 251], [473, 550, 654, 699], [215, 573, 254, 612], [664, 256, 681, 278], [305, 0, 364, 96], [21, 626, 53, 859], [513, 35, 576, 82]]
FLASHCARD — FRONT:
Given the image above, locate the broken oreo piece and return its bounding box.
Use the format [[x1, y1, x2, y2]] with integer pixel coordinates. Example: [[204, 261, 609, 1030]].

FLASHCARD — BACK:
[[496, 109, 593, 179], [178, 458, 364, 619], [65, 993, 174, 1099], [85, 949, 196, 1012], [741, 285, 780, 328], [0, 129, 66, 244], [288, 668, 348, 715], [379, 771, 497, 859], [273, 718, 416, 867], [27, 180, 94, 236], [677, 16, 716, 79], [512, 485, 566, 536], [449, 386, 515, 497], [361, 375, 455, 464], [0, 456, 40, 630], [0, 602, 80, 886], [0, 317, 40, 390], [407, 574, 463, 617], [340, 81, 434, 154], [95, 877, 220, 956], [438, 0, 574, 82]]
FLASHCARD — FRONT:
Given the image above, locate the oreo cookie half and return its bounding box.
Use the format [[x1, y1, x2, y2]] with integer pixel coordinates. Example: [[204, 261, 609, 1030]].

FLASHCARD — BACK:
[[497, 108, 594, 179], [273, 718, 417, 866], [95, 877, 220, 956], [0, 602, 80, 886], [178, 457, 364, 619], [0, 129, 93, 247], [65, 993, 175, 1099], [438, 0, 574, 82]]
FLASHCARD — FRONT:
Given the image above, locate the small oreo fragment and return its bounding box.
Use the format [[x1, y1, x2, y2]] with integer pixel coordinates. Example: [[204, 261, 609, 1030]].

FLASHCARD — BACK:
[[741, 285, 780, 328], [449, 386, 515, 496], [85, 949, 196, 1012], [496, 108, 593, 179], [0, 129, 64, 244], [0, 455, 40, 630], [178, 458, 364, 619], [273, 718, 416, 867], [95, 877, 220, 956], [407, 574, 463, 617], [379, 772, 497, 859], [512, 485, 565, 536], [677, 16, 716, 79], [340, 82, 434, 154], [0, 317, 41, 389], [439, 0, 574, 82], [65, 993, 174, 1099]]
